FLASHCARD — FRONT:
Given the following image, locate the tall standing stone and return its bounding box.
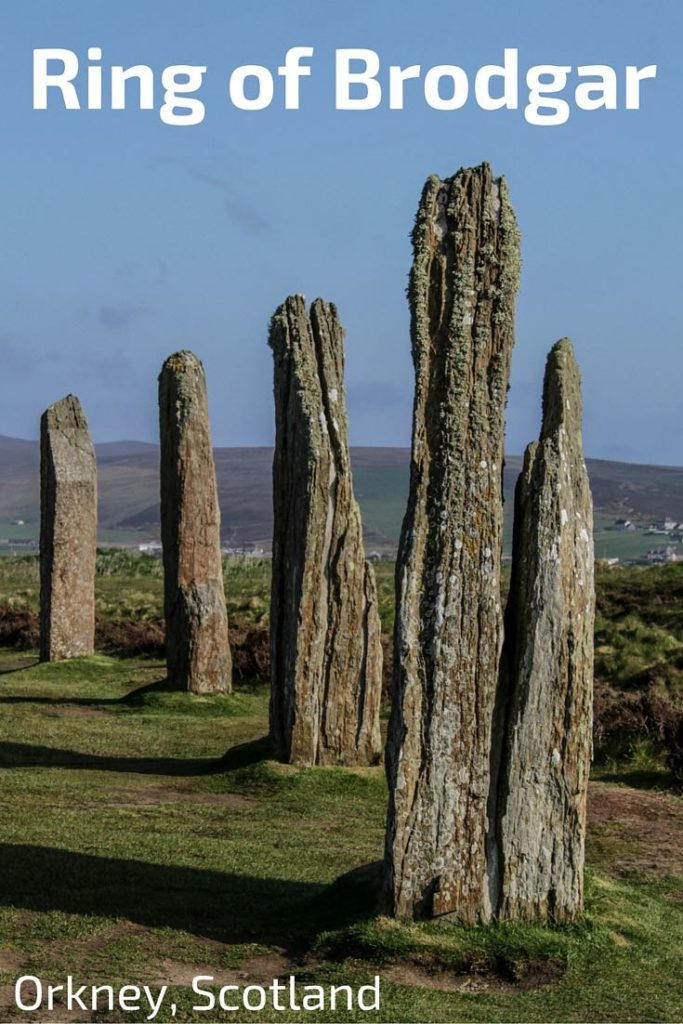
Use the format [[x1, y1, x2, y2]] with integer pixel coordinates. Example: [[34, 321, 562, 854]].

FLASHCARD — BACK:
[[384, 164, 521, 922], [269, 295, 383, 766], [494, 339, 594, 923], [40, 395, 97, 661], [159, 350, 231, 693]]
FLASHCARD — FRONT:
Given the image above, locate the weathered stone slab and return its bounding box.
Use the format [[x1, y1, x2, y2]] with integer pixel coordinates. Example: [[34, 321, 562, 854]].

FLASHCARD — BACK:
[[40, 394, 97, 661], [159, 350, 231, 693], [384, 164, 521, 922], [495, 338, 594, 923], [269, 296, 382, 766]]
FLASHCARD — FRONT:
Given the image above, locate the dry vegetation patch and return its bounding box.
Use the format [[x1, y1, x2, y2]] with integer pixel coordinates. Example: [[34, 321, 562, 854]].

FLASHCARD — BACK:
[[588, 780, 683, 880]]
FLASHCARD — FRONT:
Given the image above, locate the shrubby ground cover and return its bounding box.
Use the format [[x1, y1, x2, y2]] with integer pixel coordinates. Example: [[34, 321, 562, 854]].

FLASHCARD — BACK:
[[0, 555, 680, 1021]]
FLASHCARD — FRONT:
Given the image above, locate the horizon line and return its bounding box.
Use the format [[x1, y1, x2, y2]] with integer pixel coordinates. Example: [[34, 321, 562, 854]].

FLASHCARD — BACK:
[[1, 434, 682, 473]]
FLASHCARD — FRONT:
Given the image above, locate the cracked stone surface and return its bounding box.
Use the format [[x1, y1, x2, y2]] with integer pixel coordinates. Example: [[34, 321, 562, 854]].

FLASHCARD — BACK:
[[40, 394, 97, 661], [269, 295, 382, 766], [494, 338, 594, 923], [384, 164, 521, 922], [159, 350, 232, 694]]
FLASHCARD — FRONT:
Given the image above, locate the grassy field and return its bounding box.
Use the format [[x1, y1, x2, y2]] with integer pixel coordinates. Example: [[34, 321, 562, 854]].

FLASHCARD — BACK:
[[0, 519, 159, 555], [592, 518, 683, 562], [0, 555, 681, 1021], [2, 510, 680, 563], [3, 447, 683, 561], [0, 652, 681, 1023], [0, 554, 399, 635], [1, 555, 682, 739]]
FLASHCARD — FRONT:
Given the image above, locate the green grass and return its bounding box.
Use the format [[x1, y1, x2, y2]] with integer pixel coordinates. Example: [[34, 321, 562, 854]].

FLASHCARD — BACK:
[[0, 518, 158, 555], [0, 552, 272, 627], [0, 553, 400, 633], [592, 517, 683, 562], [595, 562, 683, 708], [5, 499, 676, 563], [353, 467, 409, 547], [0, 651, 681, 1021], [1, 555, 681, 772], [2, 557, 681, 775]]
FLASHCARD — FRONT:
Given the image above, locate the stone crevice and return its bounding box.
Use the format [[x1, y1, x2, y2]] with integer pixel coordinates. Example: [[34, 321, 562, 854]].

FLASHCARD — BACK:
[[269, 296, 382, 767], [158, 349, 232, 694], [39, 394, 97, 662]]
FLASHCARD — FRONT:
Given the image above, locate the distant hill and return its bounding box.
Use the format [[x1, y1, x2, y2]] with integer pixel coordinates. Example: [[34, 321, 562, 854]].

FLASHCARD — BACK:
[[1, 435, 682, 552]]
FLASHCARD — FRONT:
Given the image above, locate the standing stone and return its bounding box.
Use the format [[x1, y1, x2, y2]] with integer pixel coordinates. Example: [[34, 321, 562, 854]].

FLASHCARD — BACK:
[[159, 350, 231, 693], [269, 296, 382, 766], [40, 395, 97, 661], [384, 164, 521, 922], [494, 339, 594, 923]]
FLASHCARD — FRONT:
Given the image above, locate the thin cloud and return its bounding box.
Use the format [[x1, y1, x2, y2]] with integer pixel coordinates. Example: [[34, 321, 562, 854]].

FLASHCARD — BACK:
[[0, 334, 132, 388], [98, 302, 148, 332], [152, 157, 268, 234]]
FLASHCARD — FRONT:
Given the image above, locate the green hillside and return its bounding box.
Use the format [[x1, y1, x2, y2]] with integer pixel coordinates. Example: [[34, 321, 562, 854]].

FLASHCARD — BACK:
[[1, 437, 683, 560]]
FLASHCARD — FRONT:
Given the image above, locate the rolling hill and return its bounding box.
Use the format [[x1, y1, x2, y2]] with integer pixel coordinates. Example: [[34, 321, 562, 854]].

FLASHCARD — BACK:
[[1, 435, 682, 554]]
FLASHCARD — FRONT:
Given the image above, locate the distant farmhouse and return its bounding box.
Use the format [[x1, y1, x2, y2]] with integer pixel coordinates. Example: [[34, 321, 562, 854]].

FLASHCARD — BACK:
[[221, 545, 267, 558], [138, 540, 162, 556], [645, 545, 682, 564], [613, 516, 682, 537], [646, 517, 680, 535], [609, 514, 683, 565]]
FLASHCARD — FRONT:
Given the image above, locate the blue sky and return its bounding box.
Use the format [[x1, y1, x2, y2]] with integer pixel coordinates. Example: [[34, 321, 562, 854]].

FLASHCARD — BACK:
[[1, 0, 681, 464]]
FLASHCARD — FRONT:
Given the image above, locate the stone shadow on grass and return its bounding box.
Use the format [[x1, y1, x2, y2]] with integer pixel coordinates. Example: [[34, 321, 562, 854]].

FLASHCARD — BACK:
[[220, 735, 273, 769], [0, 659, 40, 676], [0, 741, 224, 776], [0, 671, 254, 704], [594, 768, 679, 793], [0, 844, 377, 948], [0, 673, 212, 707], [0, 731, 273, 778]]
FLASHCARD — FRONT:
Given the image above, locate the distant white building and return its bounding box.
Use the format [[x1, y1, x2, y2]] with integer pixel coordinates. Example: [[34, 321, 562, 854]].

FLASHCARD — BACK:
[[139, 541, 162, 555], [221, 545, 270, 559], [645, 546, 682, 564], [647, 517, 677, 534]]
